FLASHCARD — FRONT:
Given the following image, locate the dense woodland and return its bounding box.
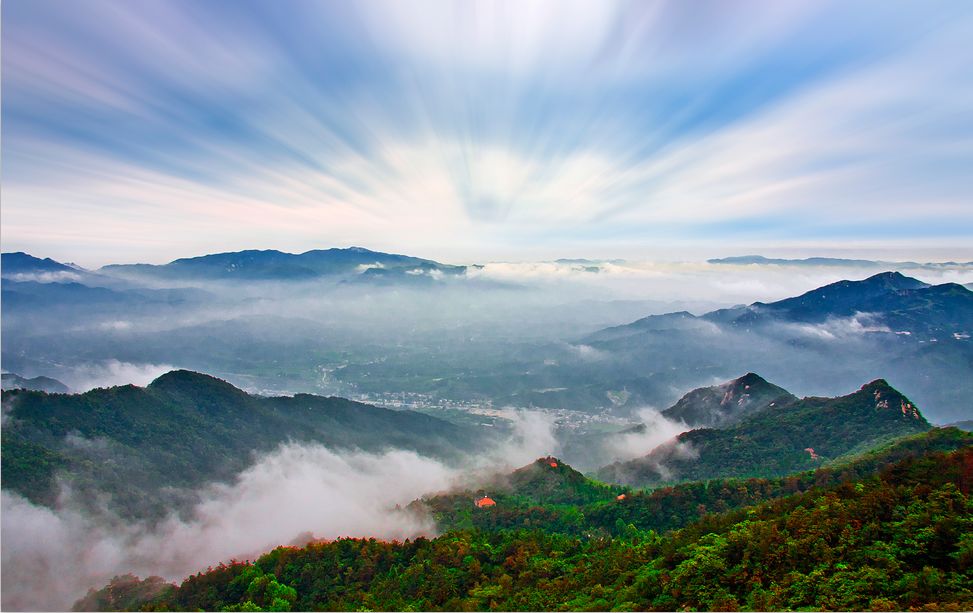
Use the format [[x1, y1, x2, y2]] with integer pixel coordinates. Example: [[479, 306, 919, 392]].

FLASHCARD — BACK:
[[77, 428, 973, 612]]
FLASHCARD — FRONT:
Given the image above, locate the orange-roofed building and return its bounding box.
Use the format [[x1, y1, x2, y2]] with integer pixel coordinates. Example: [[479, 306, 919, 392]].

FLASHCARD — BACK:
[[616, 494, 627, 501], [475, 497, 496, 508], [549, 461, 558, 468]]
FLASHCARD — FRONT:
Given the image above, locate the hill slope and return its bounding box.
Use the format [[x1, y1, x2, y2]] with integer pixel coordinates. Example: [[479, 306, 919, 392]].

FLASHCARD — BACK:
[[422, 427, 972, 537], [1, 370, 485, 519], [80, 441, 973, 612]]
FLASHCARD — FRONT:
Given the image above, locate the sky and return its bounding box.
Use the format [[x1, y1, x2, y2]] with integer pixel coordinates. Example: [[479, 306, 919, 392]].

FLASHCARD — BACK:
[[2, 0, 972, 267]]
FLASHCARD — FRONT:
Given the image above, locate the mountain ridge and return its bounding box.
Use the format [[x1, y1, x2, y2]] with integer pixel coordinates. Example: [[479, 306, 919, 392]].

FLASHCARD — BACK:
[[97, 247, 466, 281], [597, 377, 932, 487], [1, 369, 487, 519]]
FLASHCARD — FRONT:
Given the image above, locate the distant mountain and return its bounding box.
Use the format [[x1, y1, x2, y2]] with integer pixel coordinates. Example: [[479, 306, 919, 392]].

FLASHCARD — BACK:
[[597, 379, 931, 487], [1, 252, 82, 280], [1, 370, 486, 519], [1, 372, 69, 393], [99, 247, 466, 281], [703, 271, 972, 338], [1, 278, 209, 308], [661, 372, 796, 428], [585, 311, 714, 343], [569, 271, 973, 422], [708, 255, 973, 269]]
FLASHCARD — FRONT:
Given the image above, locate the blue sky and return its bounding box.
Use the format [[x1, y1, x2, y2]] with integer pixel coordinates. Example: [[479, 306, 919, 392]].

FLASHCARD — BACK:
[[2, 0, 972, 266]]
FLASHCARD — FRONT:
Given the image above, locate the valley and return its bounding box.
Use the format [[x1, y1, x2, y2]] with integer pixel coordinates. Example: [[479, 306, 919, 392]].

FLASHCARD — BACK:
[[2, 249, 972, 611]]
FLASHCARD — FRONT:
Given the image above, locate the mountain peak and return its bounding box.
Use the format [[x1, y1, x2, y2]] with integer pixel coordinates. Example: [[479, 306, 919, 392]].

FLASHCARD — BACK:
[[860, 378, 893, 391], [1, 252, 76, 275], [147, 370, 248, 401], [860, 270, 929, 290], [737, 372, 768, 385], [661, 373, 796, 428]]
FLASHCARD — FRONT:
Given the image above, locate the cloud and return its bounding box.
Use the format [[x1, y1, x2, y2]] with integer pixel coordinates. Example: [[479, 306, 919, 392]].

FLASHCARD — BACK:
[[0, 445, 454, 611], [58, 360, 176, 392], [4, 271, 84, 283], [610, 407, 689, 463], [3, 1, 971, 264], [775, 312, 892, 340], [0, 407, 559, 610], [490, 410, 560, 468], [566, 343, 610, 362]]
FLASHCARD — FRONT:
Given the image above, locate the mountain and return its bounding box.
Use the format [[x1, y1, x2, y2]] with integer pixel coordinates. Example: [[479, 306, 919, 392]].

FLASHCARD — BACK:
[[80, 439, 973, 612], [594, 272, 972, 339], [706, 270, 928, 322], [1, 251, 82, 279], [1, 370, 487, 519], [569, 271, 973, 422], [661, 372, 796, 427], [708, 255, 973, 269], [99, 247, 467, 281], [1, 372, 69, 393], [555, 374, 796, 470], [700, 272, 973, 340], [597, 379, 931, 487], [584, 310, 714, 343]]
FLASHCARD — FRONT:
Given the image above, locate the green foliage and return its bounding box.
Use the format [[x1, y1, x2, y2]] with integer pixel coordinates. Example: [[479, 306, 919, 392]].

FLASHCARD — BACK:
[[1, 371, 485, 518], [422, 427, 973, 537], [92, 443, 973, 612]]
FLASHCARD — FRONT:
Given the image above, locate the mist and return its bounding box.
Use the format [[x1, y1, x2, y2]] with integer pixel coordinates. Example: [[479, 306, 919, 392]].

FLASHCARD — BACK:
[[58, 360, 178, 393], [0, 408, 560, 611], [613, 408, 690, 462], [4, 256, 970, 417]]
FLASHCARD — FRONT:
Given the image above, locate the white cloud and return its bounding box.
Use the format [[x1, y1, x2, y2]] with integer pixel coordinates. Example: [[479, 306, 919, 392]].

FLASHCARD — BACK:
[[58, 360, 176, 392], [0, 407, 560, 610], [611, 407, 689, 462], [0, 446, 454, 611]]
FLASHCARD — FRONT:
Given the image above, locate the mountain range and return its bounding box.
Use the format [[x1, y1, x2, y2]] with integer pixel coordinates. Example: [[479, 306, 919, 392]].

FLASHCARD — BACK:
[[708, 255, 973, 269], [3, 250, 971, 422], [98, 247, 467, 281], [565, 270, 973, 422]]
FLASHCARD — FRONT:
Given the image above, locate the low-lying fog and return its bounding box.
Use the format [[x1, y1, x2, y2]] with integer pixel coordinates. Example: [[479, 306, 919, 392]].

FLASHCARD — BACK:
[[5, 259, 972, 391], [1, 408, 678, 611]]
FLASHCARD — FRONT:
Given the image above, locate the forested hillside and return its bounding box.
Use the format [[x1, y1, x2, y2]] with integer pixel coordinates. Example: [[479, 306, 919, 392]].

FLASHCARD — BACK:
[[1, 370, 484, 519], [77, 438, 973, 611]]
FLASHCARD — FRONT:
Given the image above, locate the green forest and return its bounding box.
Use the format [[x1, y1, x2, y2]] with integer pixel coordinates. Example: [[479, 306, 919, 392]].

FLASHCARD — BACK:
[[76, 428, 973, 612]]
